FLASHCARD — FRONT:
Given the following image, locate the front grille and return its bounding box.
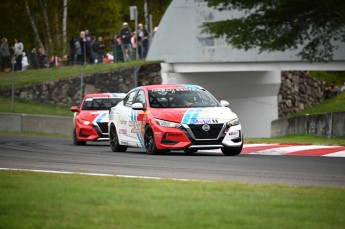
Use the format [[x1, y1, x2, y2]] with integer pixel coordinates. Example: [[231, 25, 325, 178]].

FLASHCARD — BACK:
[[189, 138, 224, 145], [97, 122, 108, 134], [188, 124, 224, 139]]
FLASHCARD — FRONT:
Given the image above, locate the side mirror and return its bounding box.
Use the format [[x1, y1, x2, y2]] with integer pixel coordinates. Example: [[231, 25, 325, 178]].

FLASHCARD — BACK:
[[70, 106, 79, 112], [220, 100, 229, 107], [132, 102, 146, 110]]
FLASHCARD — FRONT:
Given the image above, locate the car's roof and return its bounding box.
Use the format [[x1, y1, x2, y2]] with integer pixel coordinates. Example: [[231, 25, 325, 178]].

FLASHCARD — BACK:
[[83, 93, 126, 98], [137, 84, 205, 90]]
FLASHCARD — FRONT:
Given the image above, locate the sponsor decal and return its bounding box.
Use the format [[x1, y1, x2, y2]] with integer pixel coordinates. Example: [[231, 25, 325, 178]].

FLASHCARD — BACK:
[[191, 119, 218, 124], [167, 133, 183, 137], [119, 129, 127, 134], [228, 130, 240, 139], [131, 128, 141, 134], [120, 120, 128, 125], [154, 132, 162, 137]]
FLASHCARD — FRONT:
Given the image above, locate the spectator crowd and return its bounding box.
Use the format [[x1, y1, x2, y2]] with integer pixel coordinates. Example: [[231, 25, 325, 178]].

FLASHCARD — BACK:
[[0, 22, 153, 72]]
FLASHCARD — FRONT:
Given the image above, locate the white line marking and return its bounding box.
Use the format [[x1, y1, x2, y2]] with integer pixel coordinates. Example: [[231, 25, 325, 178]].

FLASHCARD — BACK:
[[0, 168, 196, 182]]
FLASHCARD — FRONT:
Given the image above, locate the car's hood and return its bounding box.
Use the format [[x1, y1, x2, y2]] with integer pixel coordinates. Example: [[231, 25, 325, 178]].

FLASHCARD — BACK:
[[77, 110, 109, 123], [151, 107, 238, 124]]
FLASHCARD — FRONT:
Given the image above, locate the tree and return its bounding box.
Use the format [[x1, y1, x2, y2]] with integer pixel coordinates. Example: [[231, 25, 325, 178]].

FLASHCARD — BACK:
[[0, 0, 171, 58], [202, 0, 345, 62]]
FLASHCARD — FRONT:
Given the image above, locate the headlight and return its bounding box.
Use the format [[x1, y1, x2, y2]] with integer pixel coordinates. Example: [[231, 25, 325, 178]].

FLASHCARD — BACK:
[[155, 118, 181, 128], [77, 118, 91, 125], [227, 118, 240, 126]]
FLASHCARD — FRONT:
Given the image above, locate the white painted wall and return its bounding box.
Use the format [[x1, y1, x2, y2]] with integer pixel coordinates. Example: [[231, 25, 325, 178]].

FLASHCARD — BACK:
[[161, 65, 280, 137]]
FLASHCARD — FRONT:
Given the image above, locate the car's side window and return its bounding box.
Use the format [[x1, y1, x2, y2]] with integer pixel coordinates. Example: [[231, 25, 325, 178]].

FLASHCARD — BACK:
[[134, 90, 146, 105], [123, 91, 137, 107]]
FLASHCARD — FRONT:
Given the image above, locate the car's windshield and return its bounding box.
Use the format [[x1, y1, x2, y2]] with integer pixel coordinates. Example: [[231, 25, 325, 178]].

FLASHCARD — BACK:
[[148, 88, 220, 108], [82, 98, 122, 110]]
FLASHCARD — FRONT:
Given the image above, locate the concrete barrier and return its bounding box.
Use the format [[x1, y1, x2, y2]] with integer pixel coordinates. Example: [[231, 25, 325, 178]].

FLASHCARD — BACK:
[[271, 111, 345, 138], [0, 112, 73, 136]]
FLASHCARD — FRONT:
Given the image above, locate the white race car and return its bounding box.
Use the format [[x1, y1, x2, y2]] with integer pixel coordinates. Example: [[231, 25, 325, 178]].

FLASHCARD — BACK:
[[108, 84, 243, 155]]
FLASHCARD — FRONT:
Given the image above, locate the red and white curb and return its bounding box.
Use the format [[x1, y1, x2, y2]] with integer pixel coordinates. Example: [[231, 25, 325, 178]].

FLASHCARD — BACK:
[[242, 144, 345, 157], [198, 144, 345, 157]]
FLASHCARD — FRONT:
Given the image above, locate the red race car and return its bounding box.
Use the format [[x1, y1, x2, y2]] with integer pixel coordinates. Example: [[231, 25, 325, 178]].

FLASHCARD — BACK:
[[108, 84, 243, 155], [70, 93, 125, 145]]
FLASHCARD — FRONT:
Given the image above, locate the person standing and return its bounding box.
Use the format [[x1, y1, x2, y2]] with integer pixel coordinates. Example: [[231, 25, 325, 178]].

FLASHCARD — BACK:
[[119, 22, 132, 62], [13, 38, 24, 71], [30, 48, 39, 69], [137, 23, 149, 58], [0, 37, 11, 72], [79, 31, 87, 64], [97, 36, 105, 64]]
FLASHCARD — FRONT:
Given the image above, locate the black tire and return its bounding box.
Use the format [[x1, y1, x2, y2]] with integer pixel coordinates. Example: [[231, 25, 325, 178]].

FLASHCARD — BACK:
[[184, 148, 198, 154], [73, 129, 86, 145], [221, 143, 243, 156], [144, 126, 160, 155], [109, 125, 127, 152]]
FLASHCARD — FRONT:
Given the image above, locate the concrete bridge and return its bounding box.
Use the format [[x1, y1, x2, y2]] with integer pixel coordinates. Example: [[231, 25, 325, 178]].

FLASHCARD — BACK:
[[146, 0, 345, 138]]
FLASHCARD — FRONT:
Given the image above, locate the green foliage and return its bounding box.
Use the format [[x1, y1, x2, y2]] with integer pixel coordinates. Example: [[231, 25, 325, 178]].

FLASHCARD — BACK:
[[291, 91, 345, 117], [0, 0, 171, 57], [1, 170, 345, 229], [203, 0, 345, 62]]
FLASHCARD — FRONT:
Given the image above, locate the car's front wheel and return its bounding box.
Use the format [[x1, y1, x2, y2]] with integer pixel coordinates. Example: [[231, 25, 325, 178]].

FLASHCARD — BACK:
[[221, 143, 243, 156], [109, 125, 127, 152], [144, 126, 161, 155], [73, 129, 86, 145]]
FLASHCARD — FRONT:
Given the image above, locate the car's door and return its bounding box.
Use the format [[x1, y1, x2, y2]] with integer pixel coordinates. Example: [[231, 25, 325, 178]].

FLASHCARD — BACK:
[[116, 90, 138, 146], [128, 89, 147, 147]]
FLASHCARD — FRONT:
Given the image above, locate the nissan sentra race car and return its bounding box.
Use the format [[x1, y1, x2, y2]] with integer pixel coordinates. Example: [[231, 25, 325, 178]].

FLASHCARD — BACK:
[[70, 93, 125, 145], [108, 84, 243, 155]]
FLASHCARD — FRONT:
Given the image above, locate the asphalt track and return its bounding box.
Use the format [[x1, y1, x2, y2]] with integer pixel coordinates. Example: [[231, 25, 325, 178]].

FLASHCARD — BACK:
[[0, 134, 345, 187]]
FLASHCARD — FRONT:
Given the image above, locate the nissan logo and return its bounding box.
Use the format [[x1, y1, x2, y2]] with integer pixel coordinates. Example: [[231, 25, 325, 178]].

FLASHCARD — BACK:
[[202, 124, 210, 132]]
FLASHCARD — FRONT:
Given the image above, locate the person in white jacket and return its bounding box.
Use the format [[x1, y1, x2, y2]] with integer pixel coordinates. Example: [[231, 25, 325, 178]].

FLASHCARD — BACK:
[[21, 52, 30, 71], [13, 38, 24, 71]]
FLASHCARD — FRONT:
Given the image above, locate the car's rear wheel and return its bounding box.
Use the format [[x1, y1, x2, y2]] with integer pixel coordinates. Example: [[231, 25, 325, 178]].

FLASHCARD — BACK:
[[73, 129, 86, 145], [144, 126, 160, 155], [184, 148, 198, 154], [221, 143, 243, 156], [110, 125, 127, 152]]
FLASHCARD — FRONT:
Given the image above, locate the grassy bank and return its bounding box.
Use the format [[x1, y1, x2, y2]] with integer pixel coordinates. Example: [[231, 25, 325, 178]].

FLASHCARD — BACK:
[[0, 60, 147, 89], [291, 91, 345, 117], [1, 170, 344, 229], [0, 97, 71, 116]]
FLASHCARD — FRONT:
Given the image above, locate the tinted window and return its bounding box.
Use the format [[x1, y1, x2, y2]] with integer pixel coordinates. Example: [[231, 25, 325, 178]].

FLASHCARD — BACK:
[[134, 90, 146, 104], [148, 88, 220, 108], [123, 90, 138, 107], [82, 98, 122, 110]]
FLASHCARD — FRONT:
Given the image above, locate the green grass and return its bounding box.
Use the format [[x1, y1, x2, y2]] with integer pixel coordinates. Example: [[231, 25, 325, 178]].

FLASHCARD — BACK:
[[0, 60, 147, 89], [309, 71, 345, 86], [291, 91, 345, 117], [246, 134, 345, 146], [0, 97, 72, 116], [1, 170, 344, 229]]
